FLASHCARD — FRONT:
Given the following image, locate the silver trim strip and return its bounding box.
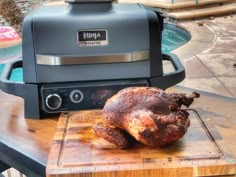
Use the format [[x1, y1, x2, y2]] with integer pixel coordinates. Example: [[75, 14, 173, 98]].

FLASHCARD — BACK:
[[36, 50, 149, 65]]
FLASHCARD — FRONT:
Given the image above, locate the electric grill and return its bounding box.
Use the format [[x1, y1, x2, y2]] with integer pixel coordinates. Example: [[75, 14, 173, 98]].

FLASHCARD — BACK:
[[0, 0, 185, 119]]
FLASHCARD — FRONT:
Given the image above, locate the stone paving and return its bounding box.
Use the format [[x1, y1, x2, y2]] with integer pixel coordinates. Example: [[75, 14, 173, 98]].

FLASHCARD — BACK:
[[170, 15, 236, 98]]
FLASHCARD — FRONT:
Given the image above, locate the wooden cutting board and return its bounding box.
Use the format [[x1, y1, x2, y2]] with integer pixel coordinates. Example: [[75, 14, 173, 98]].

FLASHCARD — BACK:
[[46, 110, 236, 177]]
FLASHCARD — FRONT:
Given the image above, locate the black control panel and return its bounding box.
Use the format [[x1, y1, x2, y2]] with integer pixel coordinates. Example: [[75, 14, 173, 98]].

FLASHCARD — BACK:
[[41, 80, 148, 113]]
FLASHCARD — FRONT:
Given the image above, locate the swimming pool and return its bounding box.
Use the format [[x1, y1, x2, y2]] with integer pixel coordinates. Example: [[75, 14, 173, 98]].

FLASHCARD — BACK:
[[162, 23, 191, 53], [0, 24, 190, 81]]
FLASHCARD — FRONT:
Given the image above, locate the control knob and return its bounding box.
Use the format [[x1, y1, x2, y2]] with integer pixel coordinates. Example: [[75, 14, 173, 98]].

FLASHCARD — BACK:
[[46, 94, 62, 110], [70, 90, 84, 103]]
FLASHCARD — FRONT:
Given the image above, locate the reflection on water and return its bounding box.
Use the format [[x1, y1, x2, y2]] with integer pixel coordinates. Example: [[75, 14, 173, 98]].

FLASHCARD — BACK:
[[0, 43, 23, 81], [0, 63, 23, 82], [10, 68, 23, 82], [0, 43, 22, 62], [162, 23, 190, 53], [0, 64, 4, 76]]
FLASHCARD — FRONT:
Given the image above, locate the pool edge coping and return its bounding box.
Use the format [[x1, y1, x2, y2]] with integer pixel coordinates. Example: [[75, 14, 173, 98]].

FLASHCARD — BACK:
[[171, 21, 216, 61]]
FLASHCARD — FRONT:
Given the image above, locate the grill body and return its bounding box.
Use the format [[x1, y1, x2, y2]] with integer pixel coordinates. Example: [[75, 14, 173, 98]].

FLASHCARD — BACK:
[[0, 1, 185, 119]]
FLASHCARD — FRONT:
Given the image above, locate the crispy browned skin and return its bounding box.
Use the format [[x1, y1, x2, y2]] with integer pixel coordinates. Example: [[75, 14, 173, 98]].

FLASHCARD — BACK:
[[93, 87, 199, 148], [93, 122, 131, 149]]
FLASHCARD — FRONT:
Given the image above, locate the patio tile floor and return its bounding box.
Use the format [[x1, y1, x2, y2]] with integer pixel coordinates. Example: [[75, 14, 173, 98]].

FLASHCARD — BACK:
[[172, 15, 236, 98]]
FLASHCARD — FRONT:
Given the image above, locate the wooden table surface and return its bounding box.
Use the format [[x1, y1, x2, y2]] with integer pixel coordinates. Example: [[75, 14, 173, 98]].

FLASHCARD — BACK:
[[0, 90, 58, 177], [0, 86, 235, 177]]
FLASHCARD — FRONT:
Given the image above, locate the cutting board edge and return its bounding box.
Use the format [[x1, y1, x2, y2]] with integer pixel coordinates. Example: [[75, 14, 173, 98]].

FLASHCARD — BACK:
[[46, 110, 236, 177], [46, 163, 236, 177]]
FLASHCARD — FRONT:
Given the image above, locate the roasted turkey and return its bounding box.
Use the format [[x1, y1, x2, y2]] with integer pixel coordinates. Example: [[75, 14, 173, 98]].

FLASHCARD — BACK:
[[93, 87, 200, 149]]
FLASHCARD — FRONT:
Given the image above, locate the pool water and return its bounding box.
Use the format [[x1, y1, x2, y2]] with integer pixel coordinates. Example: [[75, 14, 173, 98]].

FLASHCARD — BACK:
[[0, 24, 190, 82], [162, 23, 190, 53], [0, 62, 23, 82], [0, 43, 23, 81]]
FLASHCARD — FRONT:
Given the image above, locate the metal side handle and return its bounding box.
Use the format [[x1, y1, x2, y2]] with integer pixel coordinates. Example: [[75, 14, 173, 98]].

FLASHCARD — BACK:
[[151, 53, 185, 89], [162, 53, 185, 89], [0, 60, 31, 98], [0, 60, 42, 119], [163, 53, 185, 76]]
